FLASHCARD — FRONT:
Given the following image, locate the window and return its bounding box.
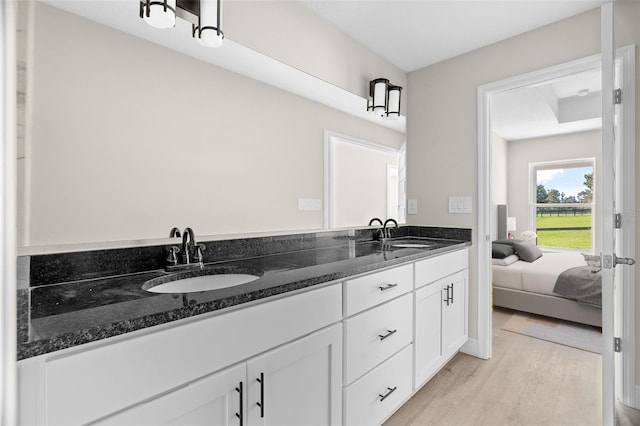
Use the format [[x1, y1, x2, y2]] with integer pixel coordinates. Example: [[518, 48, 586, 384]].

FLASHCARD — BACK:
[[530, 159, 595, 251]]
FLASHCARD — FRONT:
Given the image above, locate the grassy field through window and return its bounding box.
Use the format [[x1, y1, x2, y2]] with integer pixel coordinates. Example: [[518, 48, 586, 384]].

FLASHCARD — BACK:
[[535, 214, 592, 250]]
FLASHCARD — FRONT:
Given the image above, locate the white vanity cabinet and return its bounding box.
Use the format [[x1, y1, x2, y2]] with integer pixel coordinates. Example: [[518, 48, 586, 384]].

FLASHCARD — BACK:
[[17, 284, 342, 426], [95, 324, 342, 426], [413, 249, 469, 389], [342, 265, 414, 426], [95, 363, 246, 426]]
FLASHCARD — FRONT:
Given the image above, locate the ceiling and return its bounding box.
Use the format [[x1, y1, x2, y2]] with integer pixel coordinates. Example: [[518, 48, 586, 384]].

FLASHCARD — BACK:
[[491, 68, 602, 141], [299, 0, 609, 73], [298, 1, 609, 140]]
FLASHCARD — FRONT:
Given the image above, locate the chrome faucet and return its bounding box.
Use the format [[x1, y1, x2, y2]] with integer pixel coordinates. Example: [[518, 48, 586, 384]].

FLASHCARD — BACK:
[[181, 227, 195, 264], [166, 227, 205, 271], [383, 218, 398, 239], [369, 218, 384, 240]]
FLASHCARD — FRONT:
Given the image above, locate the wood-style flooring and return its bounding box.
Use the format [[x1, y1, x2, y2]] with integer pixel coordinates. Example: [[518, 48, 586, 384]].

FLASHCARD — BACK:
[[385, 308, 603, 426]]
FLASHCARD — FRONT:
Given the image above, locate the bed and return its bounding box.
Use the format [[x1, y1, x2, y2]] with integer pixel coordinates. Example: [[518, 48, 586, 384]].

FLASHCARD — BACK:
[[492, 241, 602, 327]]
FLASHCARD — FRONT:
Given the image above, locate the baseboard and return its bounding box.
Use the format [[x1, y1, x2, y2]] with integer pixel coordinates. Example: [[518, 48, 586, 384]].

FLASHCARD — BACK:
[[460, 338, 479, 358], [634, 385, 640, 410]]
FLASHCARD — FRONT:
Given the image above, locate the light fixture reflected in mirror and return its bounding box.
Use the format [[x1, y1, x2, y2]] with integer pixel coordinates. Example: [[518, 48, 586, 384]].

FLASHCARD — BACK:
[[367, 78, 403, 120], [140, 0, 224, 48], [193, 0, 224, 47]]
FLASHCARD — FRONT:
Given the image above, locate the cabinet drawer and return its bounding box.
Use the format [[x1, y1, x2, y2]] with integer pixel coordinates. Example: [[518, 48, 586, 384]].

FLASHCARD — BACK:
[[415, 248, 468, 289], [344, 344, 413, 426], [344, 293, 412, 384], [344, 264, 413, 316]]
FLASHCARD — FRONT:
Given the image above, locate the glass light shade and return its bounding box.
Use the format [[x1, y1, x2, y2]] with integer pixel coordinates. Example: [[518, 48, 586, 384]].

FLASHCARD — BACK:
[[195, 0, 224, 48], [386, 85, 402, 119], [507, 217, 517, 232], [371, 79, 388, 112], [142, 0, 176, 29]]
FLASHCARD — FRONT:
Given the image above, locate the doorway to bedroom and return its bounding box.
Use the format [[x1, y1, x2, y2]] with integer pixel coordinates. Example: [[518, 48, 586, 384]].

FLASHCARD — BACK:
[[481, 46, 637, 420], [489, 59, 604, 378]]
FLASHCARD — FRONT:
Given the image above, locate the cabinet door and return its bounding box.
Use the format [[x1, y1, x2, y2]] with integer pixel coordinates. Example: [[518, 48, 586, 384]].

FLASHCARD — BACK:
[[246, 324, 342, 426], [95, 363, 245, 426], [441, 270, 468, 359], [413, 281, 443, 389]]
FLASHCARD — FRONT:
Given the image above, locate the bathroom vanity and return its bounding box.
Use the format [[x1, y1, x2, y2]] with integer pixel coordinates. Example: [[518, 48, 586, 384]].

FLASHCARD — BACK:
[[16, 227, 470, 425]]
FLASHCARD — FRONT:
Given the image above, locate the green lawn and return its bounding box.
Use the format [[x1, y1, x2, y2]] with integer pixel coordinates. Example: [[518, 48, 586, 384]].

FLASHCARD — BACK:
[[535, 213, 592, 250]]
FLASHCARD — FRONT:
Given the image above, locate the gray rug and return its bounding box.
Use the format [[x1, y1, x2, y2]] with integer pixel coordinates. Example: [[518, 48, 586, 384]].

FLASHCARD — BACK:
[[502, 311, 602, 354]]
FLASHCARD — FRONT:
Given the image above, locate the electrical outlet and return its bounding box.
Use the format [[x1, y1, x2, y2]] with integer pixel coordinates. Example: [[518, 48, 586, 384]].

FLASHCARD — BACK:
[[298, 198, 322, 211]]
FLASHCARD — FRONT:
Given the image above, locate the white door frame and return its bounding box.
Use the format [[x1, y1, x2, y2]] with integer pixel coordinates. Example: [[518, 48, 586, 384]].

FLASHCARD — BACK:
[[476, 47, 636, 406]]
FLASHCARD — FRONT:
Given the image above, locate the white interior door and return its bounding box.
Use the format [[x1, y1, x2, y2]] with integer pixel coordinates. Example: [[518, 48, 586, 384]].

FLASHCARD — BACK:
[[601, 4, 616, 424], [600, 4, 637, 424]]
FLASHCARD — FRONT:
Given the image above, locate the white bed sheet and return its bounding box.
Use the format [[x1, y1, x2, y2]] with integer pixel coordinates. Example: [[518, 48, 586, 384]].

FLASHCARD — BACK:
[[492, 252, 588, 296]]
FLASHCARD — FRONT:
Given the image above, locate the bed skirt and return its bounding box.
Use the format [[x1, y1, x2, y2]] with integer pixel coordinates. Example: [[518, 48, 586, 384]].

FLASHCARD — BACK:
[[493, 286, 602, 327]]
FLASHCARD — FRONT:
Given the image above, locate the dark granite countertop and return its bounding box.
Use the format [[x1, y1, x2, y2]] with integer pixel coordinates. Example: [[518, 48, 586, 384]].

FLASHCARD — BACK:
[[17, 228, 471, 360]]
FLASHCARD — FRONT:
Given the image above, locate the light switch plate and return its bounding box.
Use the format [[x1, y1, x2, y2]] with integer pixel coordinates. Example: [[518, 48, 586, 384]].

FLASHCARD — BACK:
[[407, 199, 418, 215], [448, 196, 472, 214], [298, 198, 322, 211]]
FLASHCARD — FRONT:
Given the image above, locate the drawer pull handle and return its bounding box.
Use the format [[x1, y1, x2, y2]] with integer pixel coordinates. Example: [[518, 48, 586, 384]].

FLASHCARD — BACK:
[[379, 386, 397, 402], [378, 329, 398, 341], [379, 283, 398, 291], [256, 373, 264, 418], [235, 382, 243, 426]]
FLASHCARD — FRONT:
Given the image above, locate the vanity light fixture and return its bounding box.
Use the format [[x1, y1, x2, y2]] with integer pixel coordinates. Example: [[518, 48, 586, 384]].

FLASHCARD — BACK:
[[192, 0, 224, 47], [139, 0, 224, 48], [367, 78, 403, 120], [140, 0, 177, 29]]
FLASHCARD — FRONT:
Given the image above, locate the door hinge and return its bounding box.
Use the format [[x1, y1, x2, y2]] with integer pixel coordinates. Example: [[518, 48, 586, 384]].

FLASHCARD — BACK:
[[614, 88, 622, 105], [615, 213, 622, 229], [614, 337, 622, 353]]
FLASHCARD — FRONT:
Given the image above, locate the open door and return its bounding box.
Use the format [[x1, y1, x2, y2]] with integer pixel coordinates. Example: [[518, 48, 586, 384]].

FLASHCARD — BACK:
[[601, 3, 636, 424]]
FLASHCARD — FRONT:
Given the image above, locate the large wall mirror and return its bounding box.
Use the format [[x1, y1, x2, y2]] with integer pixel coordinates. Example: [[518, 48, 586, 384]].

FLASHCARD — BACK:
[[17, 1, 406, 253]]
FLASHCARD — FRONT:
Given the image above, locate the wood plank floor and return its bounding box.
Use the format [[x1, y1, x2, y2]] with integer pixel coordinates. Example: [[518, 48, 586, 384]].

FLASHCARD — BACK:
[[385, 308, 602, 425]]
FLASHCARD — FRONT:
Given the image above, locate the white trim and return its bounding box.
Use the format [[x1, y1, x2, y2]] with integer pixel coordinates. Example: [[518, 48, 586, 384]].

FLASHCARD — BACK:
[[460, 338, 479, 358], [323, 130, 402, 229], [1, 0, 18, 424], [477, 45, 636, 406]]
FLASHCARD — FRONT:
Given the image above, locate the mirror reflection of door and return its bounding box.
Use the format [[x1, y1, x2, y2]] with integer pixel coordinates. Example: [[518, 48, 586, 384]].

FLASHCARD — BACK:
[[325, 133, 405, 229]]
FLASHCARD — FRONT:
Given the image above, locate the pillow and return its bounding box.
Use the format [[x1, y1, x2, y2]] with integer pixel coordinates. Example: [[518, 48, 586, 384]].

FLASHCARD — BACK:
[[492, 243, 515, 259], [492, 254, 520, 266], [512, 241, 543, 262]]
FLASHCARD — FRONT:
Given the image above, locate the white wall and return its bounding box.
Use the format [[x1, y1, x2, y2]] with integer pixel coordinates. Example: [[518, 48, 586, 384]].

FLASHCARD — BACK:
[[507, 130, 601, 251], [408, 0, 640, 390], [21, 3, 406, 249], [406, 8, 601, 343], [223, 1, 407, 111], [490, 132, 508, 240]]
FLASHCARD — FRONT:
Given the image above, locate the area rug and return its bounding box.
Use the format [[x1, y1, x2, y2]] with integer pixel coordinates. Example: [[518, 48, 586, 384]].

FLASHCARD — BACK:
[[501, 312, 602, 354]]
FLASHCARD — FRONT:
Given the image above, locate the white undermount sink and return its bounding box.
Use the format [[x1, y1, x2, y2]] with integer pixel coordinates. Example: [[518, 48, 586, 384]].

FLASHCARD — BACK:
[[145, 273, 260, 294], [391, 243, 432, 248]]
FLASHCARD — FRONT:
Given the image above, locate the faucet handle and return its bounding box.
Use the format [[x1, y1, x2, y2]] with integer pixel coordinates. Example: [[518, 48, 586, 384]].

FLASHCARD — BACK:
[[166, 246, 180, 266], [193, 244, 206, 263]]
